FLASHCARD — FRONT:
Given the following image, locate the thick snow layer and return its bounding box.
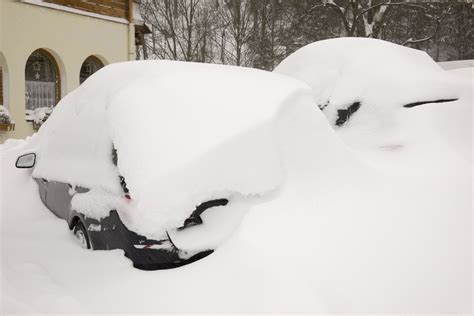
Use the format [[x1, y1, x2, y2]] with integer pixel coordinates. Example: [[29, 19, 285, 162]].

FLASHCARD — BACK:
[[1, 87, 471, 312], [168, 193, 253, 251], [70, 187, 130, 219], [28, 60, 309, 240]]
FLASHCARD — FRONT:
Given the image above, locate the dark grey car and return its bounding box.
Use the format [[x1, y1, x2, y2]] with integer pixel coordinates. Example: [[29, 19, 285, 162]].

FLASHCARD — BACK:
[[15, 152, 228, 270]]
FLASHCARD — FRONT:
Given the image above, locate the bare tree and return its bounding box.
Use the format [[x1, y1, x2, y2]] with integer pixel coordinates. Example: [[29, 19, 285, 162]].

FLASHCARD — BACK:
[[313, 0, 454, 45], [248, 0, 288, 70], [141, 0, 217, 62], [401, 5, 452, 46], [214, 0, 255, 66], [139, 0, 473, 67]]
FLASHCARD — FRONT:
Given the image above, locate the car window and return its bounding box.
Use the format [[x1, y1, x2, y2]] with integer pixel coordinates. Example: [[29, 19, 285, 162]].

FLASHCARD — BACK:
[[112, 145, 130, 198]]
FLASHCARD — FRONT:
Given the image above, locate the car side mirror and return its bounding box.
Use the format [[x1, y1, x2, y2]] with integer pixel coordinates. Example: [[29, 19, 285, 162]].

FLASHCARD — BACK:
[[15, 153, 36, 169]]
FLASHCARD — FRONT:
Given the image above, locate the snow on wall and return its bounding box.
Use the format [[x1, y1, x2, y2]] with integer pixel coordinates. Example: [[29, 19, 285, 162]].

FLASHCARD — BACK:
[[438, 59, 474, 70], [31, 60, 313, 239]]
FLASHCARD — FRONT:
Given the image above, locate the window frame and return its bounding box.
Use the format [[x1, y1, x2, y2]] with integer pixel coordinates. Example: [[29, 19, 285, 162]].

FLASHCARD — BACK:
[[25, 48, 61, 109], [79, 55, 104, 84]]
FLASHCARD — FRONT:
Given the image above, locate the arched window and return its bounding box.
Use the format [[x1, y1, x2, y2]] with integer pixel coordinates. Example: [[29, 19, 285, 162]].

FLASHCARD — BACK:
[[80, 56, 104, 84], [0, 64, 15, 131], [0, 66, 3, 106], [25, 49, 60, 111]]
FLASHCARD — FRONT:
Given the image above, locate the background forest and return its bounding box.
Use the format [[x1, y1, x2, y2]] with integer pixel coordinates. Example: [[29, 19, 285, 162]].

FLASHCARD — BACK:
[[138, 0, 473, 70]]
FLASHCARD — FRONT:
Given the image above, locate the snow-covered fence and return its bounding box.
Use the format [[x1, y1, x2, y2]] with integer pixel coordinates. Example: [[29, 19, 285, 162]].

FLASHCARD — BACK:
[[438, 59, 474, 70]]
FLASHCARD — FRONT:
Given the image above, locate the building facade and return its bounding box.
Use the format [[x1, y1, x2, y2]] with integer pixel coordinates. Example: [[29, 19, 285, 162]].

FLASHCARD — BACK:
[[0, 0, 147, 142]]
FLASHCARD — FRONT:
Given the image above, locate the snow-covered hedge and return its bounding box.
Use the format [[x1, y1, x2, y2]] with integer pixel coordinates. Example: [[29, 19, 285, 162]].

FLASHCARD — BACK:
[[25, 106, 53, 127], [0, 105, 13, 125], [438, 59, 474, 70]]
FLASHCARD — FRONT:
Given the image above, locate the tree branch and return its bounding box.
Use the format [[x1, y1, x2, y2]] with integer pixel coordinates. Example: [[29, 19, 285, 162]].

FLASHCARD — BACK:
[[354, 1, 426, 23], [402, 7, 452, 46]]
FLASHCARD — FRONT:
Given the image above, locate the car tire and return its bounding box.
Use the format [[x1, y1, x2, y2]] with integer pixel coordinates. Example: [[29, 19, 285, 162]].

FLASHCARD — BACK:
[[73, 221, 91, 249]]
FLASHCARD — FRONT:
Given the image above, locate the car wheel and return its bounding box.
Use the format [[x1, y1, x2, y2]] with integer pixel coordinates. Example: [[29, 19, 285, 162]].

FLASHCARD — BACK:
[[73, 221, 91, 249]]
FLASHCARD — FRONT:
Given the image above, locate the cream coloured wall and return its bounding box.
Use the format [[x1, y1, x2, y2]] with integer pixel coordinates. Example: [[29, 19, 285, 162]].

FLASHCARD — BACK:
[[0, 0, 135, 142]]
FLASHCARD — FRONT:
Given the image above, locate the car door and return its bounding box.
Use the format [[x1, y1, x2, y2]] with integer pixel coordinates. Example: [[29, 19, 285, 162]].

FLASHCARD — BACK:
[[45, 181, 73, 220], [35, 178, 49, 205]]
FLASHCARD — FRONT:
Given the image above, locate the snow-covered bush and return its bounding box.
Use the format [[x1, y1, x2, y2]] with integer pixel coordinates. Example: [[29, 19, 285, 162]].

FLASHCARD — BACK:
[[0, 105, 13, 124], [25, 106, 53, 127]]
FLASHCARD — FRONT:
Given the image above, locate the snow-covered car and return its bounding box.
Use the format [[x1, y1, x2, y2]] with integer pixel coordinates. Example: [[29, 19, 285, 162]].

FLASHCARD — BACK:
[[15, 60, 307, 270], [274, 38, 461, 130], [15, 151, 228, 270]]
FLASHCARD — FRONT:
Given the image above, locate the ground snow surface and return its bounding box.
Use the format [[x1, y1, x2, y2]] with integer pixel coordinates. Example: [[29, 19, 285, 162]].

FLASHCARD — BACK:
[[1, 40, 472, 313]]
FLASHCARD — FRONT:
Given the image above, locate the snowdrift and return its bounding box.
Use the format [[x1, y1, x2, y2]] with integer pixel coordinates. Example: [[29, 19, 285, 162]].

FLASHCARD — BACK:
[[2, 80, 470, 312], [2, 40, 471, 312], [28, 60, 313, 239]]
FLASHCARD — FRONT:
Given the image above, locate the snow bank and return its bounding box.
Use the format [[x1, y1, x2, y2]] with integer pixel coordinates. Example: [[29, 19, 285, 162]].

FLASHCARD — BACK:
[[31, 60, 312, 239], [0, 105, 13, 124]]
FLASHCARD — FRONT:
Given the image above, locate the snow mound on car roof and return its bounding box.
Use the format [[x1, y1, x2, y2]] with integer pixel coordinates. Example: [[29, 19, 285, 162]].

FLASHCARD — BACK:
[[274, 37, 461, 126], [32, 60, 313, 237]]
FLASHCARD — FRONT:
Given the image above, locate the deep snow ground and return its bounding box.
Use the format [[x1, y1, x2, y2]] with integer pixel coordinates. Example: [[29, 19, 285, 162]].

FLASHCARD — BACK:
[[1, 67, 472, 312]]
